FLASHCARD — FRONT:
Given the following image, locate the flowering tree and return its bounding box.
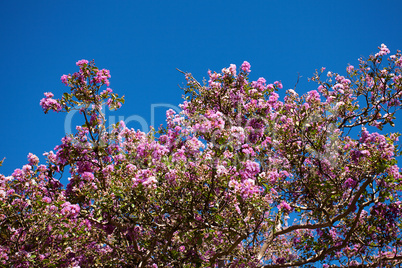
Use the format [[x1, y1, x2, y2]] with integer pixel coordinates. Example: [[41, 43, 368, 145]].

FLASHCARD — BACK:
[[1, 45, 402, 267]]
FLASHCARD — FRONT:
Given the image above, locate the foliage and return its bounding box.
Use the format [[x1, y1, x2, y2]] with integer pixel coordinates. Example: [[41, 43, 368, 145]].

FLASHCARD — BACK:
[[1, 46, 402, 267]]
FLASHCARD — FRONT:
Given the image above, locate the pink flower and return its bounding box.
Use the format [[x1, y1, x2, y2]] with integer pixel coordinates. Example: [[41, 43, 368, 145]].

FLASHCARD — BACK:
[[27, 153, 39, 166], [228, 64, 237, 76], [241, 160, 260, 179], [216, 165, 228, 176], [274, 81, 283, 89], [82, 172, 95, 182], [375, 44, 390, 57], [60, 74, 70, 85], [0, 190, 5, 199], [93, 69, 111, 86], [344, 178, 356, 188], [241, 61, 251, 73], [317, 85, 325, 92], [346, 65, 354, 73], [42, 197, 51, 203], [22, 164, 32, 173], [267, 170, 280, 184], [61, 202, 80, 218], [40, 93, 62, 113], [278, 201, 292, 212], [44, 92, 54, 98], [76, 59, 89, 66], [306, 90, 321, 103], [6, 189, 15, 196], [142, 176, 157, 188]]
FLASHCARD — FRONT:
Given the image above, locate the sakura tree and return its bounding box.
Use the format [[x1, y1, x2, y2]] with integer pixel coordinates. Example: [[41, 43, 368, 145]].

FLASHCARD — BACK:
[[1, 45, 402, 267]]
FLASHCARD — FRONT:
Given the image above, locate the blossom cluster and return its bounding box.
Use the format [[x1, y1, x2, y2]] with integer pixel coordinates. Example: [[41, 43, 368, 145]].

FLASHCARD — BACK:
[[1, 45, 402, 267]]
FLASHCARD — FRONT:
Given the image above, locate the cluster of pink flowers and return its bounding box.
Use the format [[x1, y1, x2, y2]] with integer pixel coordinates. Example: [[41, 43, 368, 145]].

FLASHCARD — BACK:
[[76, 59, 89, 66], [306, 90, 321, 103], [229, 177, 262, 200], [27, 153, 39, 166], [93, 68, 111, 86], [60, 74, 71, 85], [277, 201, 292, 213], [240, 61, 251, 73], [375, 43, 391, 57], [39, 92, 62, 113]]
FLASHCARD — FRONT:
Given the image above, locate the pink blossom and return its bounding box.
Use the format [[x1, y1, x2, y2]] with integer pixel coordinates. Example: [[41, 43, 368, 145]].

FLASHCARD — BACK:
[[346, 65, 354, 73], [76, 59, 89, 66], [274, 81, 283, 89], [228, 64, 237, 76], [40, 93, 62, 113], [60, 74, 70, 85], [375, 43, 391, 57], [267, 170, 280, 184], [44, 92, 54, 98], [27, 153, 39, 166], [344, 178, 357, 188], [277, 201, 292, 212], [251, 77, 267, 91], [82, 172, 95, 182], [306, 90, 321, 103], [240, 61, 251, 73], [42, 197, 52, 203]]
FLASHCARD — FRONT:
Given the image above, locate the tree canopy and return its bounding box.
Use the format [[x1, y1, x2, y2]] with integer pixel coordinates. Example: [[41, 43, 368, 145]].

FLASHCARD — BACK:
[[1, 45, 402, 267]]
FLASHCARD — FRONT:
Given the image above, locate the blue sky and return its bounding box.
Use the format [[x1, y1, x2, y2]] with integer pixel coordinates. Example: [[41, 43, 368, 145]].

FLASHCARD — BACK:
[[1, 0, 402, 184]]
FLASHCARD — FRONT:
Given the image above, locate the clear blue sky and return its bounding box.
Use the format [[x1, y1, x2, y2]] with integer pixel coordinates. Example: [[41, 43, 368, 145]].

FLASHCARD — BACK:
[[1, 1, 402, 184]]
